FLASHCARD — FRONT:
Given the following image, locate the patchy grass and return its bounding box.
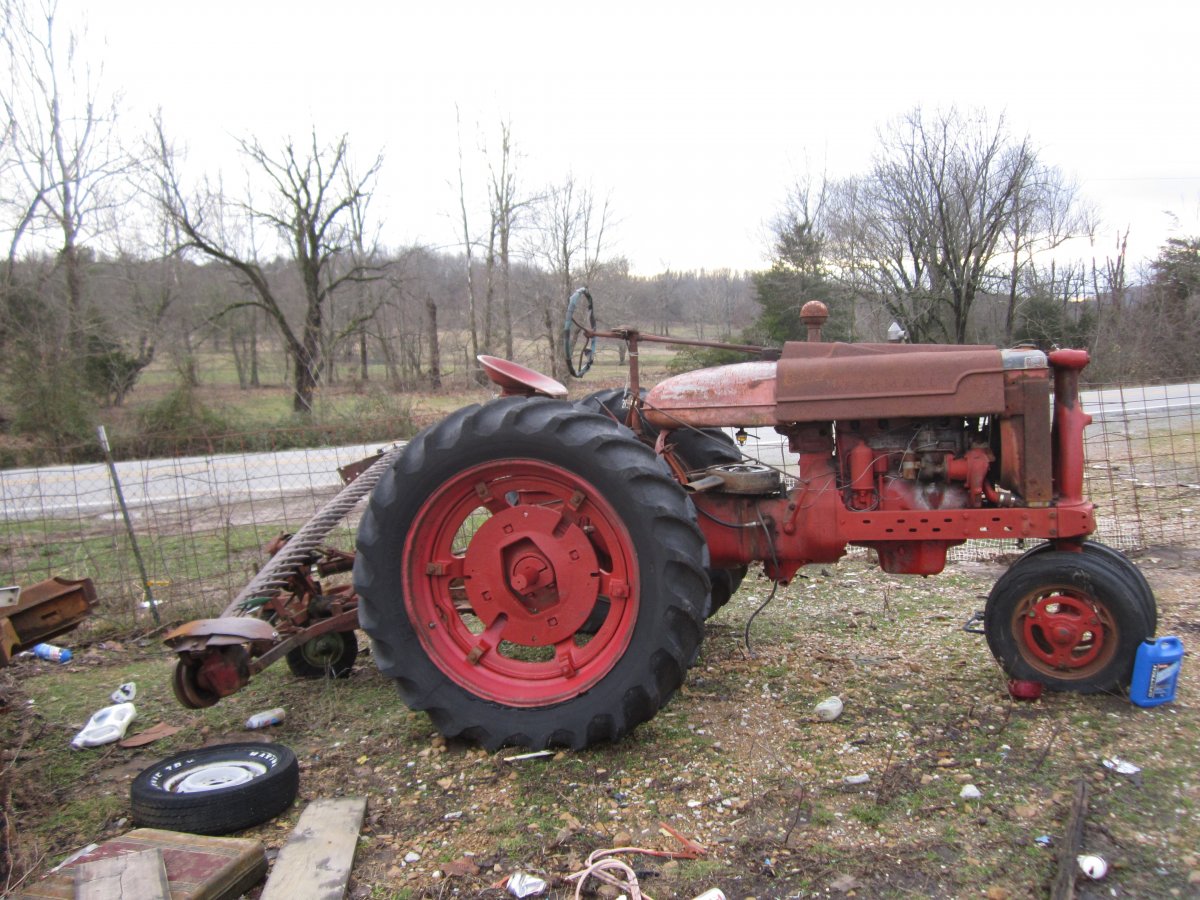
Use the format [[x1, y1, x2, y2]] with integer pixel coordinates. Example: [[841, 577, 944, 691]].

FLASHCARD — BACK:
[[2, 554, 1198, 898]]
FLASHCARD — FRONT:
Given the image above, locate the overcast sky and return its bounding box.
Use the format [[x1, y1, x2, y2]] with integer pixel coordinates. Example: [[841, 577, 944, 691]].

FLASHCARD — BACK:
[[70, 0, 1199, 276]]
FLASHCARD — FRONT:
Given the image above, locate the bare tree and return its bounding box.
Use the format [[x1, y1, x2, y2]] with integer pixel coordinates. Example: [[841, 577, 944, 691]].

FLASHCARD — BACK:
[[1, 0, 129, 350], [1000, 166, 1090, 342], [529, 176, 611, 379], [455, 106, 481, 372], [487, 121, 534, 360], [826, 108, 1055, 343], [152, 120, 383, 413]]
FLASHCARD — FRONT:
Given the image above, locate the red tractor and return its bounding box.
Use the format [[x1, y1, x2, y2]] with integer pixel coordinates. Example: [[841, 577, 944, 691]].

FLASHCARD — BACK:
[[351, 292, 1155, 750]]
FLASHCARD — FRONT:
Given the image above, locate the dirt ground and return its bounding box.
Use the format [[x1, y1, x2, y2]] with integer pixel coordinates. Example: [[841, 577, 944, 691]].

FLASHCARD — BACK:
[[2, 549, 1198, 899]]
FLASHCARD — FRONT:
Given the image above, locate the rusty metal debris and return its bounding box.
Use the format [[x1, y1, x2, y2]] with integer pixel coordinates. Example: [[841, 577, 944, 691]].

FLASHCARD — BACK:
[[0, 576, 97, 667], [166, 446, 403, 708]]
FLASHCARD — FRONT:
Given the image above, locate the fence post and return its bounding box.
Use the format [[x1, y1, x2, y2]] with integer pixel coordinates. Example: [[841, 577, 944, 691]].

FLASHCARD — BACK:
[[97, 425, 160, 626]]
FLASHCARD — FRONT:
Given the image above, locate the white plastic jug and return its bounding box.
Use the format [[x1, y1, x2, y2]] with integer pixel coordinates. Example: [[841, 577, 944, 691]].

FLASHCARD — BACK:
[[70, 702, 136, 749]]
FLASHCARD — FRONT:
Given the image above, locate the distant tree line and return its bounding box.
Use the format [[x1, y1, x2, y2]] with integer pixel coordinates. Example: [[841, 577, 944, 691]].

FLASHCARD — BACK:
[[1, 3, 1195, 459], [679, 107, 1198, 384]]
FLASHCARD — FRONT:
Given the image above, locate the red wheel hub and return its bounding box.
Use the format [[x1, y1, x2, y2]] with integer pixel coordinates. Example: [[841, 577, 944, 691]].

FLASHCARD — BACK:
[[1021, 593, 1105, 670], [404, 459, 639, 706], [463, 505, 600, 644]]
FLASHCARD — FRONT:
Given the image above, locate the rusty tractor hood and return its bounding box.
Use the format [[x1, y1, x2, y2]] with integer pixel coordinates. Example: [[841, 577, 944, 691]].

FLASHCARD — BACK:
[[644, 342, 1042, 429]]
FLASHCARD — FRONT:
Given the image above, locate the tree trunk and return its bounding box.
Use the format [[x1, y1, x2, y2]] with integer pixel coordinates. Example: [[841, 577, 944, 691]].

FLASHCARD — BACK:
[[501, 229, 514, 359], [249, 311, 260, 387], [62, 238, 84, 354], [543, 301, 562, 381], [426, 296, 441, 389], [1004, 246, 1020, 345], [231, 324, 248, 389]]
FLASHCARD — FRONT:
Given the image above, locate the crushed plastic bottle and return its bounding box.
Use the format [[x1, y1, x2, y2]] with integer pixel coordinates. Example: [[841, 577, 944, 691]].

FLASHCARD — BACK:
[[244, 707, 285, 729], [71, 702, 136, 749], [110, 682, 136, 703], [506, 872, 547, 897], [32, 643, 72, 663]]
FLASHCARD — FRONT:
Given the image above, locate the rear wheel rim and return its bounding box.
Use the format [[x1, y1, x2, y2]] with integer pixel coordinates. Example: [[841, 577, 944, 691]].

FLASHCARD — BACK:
[[404, 459, 639, 706], [1012, 586, 1117, 680]]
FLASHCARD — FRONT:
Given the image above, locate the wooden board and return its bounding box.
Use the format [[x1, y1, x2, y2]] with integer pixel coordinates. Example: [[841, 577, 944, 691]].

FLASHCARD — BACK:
[[261, 797, 367, 900], [74, 848, 170, 900], [15, 829, 266, 900]]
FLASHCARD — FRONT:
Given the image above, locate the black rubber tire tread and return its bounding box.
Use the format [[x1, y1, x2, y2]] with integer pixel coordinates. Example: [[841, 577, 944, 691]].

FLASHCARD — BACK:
[[285, 629, 358, 679], [984, 551, 1152, 693], [354, 396, 709, 751], [575, 387, 742, 472], [706, 566, 750, 618], [1016, 540, 1157, 633], [130, 742, 299, 835], [576, 388, 746, 618]]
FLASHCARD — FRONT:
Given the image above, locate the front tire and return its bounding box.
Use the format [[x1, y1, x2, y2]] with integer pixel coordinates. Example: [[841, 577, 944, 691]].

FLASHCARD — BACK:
[[1016, 540, 1157, 633], [354, 397, 709, 750], [984, 551, 1151, 692]]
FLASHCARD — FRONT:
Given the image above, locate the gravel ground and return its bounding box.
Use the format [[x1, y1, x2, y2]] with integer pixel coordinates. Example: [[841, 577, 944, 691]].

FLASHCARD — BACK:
[[2, 549, 1197, 899]]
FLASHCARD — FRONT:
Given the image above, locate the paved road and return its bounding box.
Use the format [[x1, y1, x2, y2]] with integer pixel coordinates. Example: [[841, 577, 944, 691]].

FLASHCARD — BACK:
[[0, 441, 402, 521], [0, 381, 1194, 520], [1081, 382, 1200, 423], [730, 382, 1200, 473]]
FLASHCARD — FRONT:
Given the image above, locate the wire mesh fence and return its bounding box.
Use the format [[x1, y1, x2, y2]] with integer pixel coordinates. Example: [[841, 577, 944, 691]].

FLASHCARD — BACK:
[[0, 437, 400, 622], [1082, 379, 1200, 550], [1, 378, 1196, 622]]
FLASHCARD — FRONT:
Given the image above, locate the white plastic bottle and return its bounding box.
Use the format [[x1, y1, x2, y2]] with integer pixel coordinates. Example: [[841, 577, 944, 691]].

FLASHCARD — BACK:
[[245, 707, 285, 729]]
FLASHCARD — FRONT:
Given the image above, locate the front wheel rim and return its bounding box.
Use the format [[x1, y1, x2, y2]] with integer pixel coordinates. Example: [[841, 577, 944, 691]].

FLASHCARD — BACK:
[[1013, 588, 1117, 679], [404, 459, 639, 706]]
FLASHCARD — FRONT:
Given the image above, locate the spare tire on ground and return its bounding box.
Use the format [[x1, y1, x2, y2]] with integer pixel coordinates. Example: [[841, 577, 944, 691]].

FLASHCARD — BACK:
[[130, 742, 299, 835]]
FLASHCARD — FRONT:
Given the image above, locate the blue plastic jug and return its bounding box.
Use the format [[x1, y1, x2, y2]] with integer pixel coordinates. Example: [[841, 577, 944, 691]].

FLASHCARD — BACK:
[[1130, 636, 1184, 708]]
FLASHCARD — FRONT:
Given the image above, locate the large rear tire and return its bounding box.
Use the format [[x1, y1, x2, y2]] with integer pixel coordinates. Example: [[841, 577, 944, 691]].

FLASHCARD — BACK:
[[984, 551, 1151, 692], [577, 387, 745, 617], [354, 397, 709, 750]]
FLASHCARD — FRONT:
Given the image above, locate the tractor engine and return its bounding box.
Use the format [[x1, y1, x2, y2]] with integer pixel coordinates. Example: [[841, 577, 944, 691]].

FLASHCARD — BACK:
[[645, 341, 1092, 580], [838, 416, 982, 514]]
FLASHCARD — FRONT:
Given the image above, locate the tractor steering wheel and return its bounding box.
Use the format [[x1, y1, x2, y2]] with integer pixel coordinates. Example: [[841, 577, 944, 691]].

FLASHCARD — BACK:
[[564, 287, 597, 378]]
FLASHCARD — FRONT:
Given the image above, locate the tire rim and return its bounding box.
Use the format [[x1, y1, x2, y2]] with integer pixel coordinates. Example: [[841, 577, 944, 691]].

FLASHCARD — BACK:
[[1014, 588, 1117, 679], [404, 459, 639, 706], [301, 633, 347, 668], [162, 760, 270, 793]]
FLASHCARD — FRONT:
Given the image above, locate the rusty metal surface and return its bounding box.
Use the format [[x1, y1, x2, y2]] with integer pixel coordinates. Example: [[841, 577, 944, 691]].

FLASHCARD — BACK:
[[644, 361, 778, 428], [1000, 373, 1053, 504], [221, 445, 403, 617], [776, 342, 1007, 422], [164, 617, 278, 646], [249, 607, 359, 673], [0, 576, 97, 665]]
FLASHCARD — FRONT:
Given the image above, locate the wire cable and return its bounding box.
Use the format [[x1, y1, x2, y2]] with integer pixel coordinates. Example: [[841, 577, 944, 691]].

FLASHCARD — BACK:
[[743, 503, 783, 654]]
